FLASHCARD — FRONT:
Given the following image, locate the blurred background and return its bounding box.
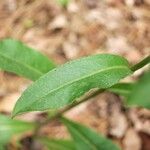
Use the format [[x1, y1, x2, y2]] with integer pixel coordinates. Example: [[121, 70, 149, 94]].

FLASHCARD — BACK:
[[0, 0, 150, 149]]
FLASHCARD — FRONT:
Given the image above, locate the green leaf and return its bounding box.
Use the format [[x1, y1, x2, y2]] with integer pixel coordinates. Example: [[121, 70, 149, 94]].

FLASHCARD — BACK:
[[0, 145, 5, 150], [0, 39, 55, 81], [62, 117, 121, 150], [0, 114, 36, 145], [109, 83, 134, 96], [127, 71, 150, 109], [39, 137, 75, 150], [12, 54, 131, 117], [57, 0, 70, 7]]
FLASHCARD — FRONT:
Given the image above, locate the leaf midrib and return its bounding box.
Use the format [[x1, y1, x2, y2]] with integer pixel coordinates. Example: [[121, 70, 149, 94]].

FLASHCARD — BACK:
[[46, 142, 70, 150], [15, 65, 130, 114], [0, 125, 33, 132], [36, 66, 129, 100], [0, 51, 43, 77], [68, 125, 98, 150]]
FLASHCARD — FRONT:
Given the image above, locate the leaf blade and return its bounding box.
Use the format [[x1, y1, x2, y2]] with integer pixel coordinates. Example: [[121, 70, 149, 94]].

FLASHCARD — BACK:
[[12, 54, 131, 117], [109, 83, 134, 96], [0, 39, 55, 81], [62, 117, 121, 150], [38, 137, 75, 150], [127, 70, 150, 109], [0, 114, 36, 145]]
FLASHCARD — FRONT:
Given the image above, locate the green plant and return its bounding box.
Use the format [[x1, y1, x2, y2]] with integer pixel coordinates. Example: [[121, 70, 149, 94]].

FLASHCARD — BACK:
[[0, 39, 149, 149], [56, 0, 70, 8]]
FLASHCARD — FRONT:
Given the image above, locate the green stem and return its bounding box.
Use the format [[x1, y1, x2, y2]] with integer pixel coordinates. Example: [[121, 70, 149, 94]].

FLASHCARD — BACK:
[[33, 89, 104, 136], [43, 89, 103, 125], [131, 55, 150, 72]]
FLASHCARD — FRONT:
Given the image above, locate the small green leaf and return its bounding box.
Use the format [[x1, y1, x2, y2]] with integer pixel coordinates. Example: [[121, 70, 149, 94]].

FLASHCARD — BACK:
[[0, 114, 36, 145], [39, 137, 75, 150], [127, 71, 150, 109], [0, 39, 55, 81], [12, 54, 131, 117], [109, 83, 134, 96], [57, 0, 70, 7], [62, 117, 121, 150]]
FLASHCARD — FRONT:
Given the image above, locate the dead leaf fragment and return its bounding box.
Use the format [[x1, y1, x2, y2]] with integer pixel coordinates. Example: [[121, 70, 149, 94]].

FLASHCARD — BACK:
[[123, 128, 141, 150]]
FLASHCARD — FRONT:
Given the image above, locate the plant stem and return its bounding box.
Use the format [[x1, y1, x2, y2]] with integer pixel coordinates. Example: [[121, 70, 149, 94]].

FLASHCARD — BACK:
[[33, 89, 104, 136], [131, 55, 150, 72]]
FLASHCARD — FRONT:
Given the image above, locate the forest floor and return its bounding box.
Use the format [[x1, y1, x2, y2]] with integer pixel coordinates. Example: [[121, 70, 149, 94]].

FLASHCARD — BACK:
[[0, 0, 150, 150]]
